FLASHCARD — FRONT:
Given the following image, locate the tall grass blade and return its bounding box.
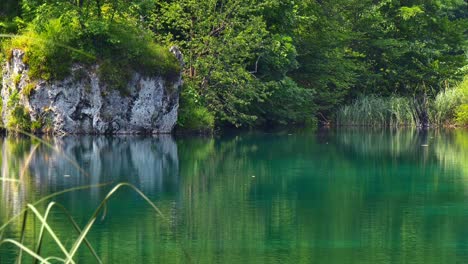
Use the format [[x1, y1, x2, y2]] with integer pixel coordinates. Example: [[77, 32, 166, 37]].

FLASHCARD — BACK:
[[0, 182, 111, 232], [0, 239, 52, 264], [65, 183, 167, 264], [26, 204, 75, 264], [41, 256, 66, 263], [16, 210, 28, 264], [34, 202, 102, 264]]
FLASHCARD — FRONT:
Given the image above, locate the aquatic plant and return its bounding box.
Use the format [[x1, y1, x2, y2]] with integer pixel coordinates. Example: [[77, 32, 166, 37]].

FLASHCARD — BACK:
[[336, 95, 417, 127], [338, 77, 468, 127]]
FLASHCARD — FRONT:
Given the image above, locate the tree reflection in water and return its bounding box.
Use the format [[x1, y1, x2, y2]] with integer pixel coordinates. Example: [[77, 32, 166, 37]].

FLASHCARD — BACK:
[[0, 130, 467, 263]]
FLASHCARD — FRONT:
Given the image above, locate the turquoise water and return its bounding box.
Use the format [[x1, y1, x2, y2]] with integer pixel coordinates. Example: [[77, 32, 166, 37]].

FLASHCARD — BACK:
[[0, 129, 468, 263]]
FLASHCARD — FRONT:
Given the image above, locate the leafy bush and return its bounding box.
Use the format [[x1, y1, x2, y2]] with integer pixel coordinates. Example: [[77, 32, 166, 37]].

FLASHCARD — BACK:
[[22, 82, 36, 98], [431, 76, 468, 126], [455, 104, 468, 126], [177, 84, 215, 133], [454, 77, 468, 126], [7, 105, 31, 131], [431, 86, 464, 126], [30, 119, 42, 132], [12, 73, 21, 87], [5, 91, 31, 131], [255, 78, 316, 126]]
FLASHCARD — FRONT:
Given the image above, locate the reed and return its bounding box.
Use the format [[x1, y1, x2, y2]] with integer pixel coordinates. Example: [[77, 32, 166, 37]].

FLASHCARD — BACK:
[[336, 95, 417, 127]]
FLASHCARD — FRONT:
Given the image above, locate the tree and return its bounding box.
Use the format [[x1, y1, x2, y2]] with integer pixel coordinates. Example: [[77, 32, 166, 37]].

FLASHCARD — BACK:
[[290, 0, 366, 121], [149, 0, 314, 127], [351, 0, 467, 95]]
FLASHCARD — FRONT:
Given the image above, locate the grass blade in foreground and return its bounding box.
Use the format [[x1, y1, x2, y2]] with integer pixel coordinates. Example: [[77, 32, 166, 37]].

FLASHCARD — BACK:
[[0, 182, 111, 233], [64, 183, 167, 264], [0, 239, 52, 264], [33, 202, 102, 264], [27, 204, 76, 264]]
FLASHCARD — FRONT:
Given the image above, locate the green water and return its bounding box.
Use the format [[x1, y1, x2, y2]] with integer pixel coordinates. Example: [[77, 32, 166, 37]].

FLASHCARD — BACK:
[[1, 129, 468, 263]]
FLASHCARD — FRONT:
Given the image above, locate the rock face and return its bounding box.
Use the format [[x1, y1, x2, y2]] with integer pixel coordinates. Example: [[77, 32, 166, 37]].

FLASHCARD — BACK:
[[1, 48, 183, 134]]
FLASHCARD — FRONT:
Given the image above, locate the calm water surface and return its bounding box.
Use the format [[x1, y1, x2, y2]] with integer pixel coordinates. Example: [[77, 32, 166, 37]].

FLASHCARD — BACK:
[[0, 129, 468, 263]]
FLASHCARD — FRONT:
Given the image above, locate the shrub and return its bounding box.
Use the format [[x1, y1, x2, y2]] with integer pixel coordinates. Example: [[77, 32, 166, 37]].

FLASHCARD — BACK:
[[255, 78, 316, 126], [431, 86, 464, 126], [12, 73, 21, 87], [431, 76, 468, 126], [454, 77, 468, 126], [455, 104, 468, 126], [177, 84, 215, 133], [30, 119, 42, 132], [7, 105, 31, 131], [22, 82, 36, 98]]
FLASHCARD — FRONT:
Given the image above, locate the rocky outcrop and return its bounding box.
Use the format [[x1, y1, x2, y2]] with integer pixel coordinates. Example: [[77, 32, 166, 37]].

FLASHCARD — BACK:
[[1, 48, 183, 134]]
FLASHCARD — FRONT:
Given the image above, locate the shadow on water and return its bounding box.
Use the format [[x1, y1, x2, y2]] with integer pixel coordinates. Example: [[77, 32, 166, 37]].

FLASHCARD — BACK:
[[0, 129, 468, 263]]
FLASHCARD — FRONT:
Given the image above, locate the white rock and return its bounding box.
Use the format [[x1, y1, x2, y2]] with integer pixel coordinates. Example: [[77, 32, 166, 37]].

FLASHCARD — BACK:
[[1, 48, 183, 134]]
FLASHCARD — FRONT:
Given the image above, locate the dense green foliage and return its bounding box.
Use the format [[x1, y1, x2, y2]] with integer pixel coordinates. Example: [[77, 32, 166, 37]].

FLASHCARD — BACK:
[[453, 77, 468, 125], [350, 1, 467, 95], [148, 0, 314, 127], [1, 0, 467, 129], [177, 84, 215, 133], [1, 0, 180, 88], [5, 90, 31, 131], [431, 77, 467, 126]]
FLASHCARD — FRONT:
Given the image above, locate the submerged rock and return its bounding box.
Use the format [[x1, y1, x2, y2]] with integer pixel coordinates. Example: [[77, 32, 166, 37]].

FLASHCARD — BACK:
[[1, 48, 183, 134]]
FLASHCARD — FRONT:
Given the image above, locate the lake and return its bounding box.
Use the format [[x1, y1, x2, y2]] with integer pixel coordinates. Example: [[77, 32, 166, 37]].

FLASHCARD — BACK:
[[0, 129, 468, 263]]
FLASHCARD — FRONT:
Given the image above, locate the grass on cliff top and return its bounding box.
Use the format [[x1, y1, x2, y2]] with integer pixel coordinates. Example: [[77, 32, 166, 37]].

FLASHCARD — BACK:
[[1, 16, 181, 89]]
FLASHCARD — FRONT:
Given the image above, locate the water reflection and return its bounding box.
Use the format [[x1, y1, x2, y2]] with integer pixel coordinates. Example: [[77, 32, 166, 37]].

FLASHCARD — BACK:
[[1, 137, 36, 219], [1, 135, 179, 216], [0, 130, 467, 263]]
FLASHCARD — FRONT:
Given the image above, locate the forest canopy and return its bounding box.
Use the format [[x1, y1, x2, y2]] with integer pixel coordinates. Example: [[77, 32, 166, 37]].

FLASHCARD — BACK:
[[1, 0, 467, 130]]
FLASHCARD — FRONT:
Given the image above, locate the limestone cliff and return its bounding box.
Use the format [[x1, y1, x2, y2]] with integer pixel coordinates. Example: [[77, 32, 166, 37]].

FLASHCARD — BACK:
[[1, 48, 183, 134]]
